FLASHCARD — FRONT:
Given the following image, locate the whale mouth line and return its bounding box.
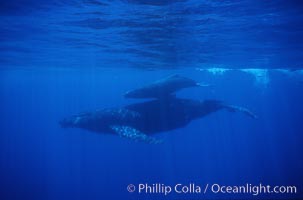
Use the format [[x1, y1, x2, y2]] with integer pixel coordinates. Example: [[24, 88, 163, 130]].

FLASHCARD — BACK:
[[59, 118, 76, 128], [59, 120, 67, 128]]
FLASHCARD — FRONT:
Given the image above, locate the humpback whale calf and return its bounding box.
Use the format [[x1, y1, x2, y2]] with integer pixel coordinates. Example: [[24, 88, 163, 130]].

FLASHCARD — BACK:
[[60, 97, 256, 144], [124, 74, 209, 99]]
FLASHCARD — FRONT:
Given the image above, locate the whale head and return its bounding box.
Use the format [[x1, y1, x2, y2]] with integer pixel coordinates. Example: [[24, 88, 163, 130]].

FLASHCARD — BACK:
[[59, 113, 91, 128], [59, 116, 78, 128]]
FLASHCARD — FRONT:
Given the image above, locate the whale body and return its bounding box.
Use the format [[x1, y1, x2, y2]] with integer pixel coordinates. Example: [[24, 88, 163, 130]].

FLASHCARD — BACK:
[[124, 74, 209, 99], [60, 97, 256, 144]]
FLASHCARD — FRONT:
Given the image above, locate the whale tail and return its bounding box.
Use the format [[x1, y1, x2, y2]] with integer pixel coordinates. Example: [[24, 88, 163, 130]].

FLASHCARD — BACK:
[[223, 104, 258, 119]]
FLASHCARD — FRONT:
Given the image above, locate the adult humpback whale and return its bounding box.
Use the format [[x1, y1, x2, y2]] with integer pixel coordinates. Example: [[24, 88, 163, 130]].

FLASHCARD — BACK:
[[60, 75, 256, 144], [60, 98, 256, 144]]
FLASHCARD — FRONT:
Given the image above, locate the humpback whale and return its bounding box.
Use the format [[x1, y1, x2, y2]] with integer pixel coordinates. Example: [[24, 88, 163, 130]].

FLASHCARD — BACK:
[[124, 74, 209, 99], [60, 75, 256, 143]]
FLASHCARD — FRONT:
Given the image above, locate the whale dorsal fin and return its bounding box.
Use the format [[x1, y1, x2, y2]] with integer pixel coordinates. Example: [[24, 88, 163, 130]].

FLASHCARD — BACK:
[[110, 125, 163, 144]]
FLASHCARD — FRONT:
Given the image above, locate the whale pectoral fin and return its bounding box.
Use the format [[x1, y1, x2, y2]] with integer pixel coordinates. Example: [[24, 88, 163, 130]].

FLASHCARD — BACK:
[[196, 82, 211, 87], [110, 125, 163, 144], [225, 105, 258, 119]]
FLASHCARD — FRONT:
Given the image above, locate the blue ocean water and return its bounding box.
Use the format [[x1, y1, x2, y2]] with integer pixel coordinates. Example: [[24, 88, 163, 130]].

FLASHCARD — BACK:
[[1, 0, 303, 200]]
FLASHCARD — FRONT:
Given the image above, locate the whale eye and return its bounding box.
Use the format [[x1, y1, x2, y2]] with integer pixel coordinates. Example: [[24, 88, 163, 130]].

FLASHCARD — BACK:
[[74, 116, 81, 125]]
